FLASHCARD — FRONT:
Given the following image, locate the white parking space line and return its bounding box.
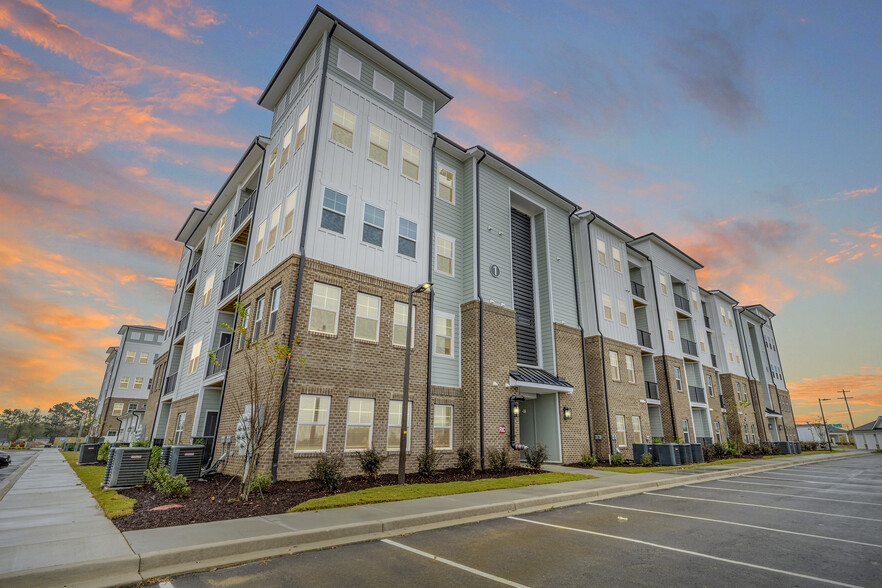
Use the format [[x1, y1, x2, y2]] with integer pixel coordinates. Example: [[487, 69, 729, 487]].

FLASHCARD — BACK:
[[158, 582, 174, 588], [686, 485, 882, 507], [717, 479, 882, 496], [644, 492, 882, 522], [744, 475, 867, 486], [507, 516, 863, 588], [381, 539, 530, 588]]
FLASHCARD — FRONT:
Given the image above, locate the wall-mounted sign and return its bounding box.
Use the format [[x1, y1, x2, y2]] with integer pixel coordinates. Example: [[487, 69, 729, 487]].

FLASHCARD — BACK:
[[490, 264, 500, 278], [498, 425, 506, 434]]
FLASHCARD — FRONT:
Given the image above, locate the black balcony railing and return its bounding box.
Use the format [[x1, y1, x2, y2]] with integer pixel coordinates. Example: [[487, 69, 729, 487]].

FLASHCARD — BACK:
[[174, 312, 189, 338], [631, 280, 646, 300], [711, 353, 718, 368], [688, 386, 706, 404], [645, 381, 659, 400], [233, 191, 256, 230], [674, 293, 690, 313], [681, 337, 698, 357], [719, 393, 726, 409], [704, 315, 711, 329], [206, 342, 232, 378], [220, 264, 244, 300], [186, 257, 201, 284], [164, 372, 177, 395], [636, 329, 652, 348]]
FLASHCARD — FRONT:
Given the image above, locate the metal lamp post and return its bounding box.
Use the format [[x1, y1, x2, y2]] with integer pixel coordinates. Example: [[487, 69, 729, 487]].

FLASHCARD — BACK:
[[839, 389, 856, 437], [818, 398, 833, 451], [398, 282, 432, 485]]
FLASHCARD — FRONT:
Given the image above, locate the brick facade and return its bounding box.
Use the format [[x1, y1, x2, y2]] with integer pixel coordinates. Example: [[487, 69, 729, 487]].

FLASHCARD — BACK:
[[99, 396, 147, 437], [701, 364, 728, 444], [554, 324, 590, 464], [719, 373, 757, 443], [141, 351, 168, 443], [167, 395, 199, 445], [653, 355, 692, 442]]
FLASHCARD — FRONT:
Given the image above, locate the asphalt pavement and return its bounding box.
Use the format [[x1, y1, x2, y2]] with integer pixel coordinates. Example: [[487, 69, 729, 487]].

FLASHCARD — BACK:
[[146, 453, 880, 588]]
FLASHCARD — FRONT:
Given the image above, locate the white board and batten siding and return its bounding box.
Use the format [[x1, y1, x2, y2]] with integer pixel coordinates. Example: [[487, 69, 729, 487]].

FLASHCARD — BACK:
[[587, 222, 638, 346]]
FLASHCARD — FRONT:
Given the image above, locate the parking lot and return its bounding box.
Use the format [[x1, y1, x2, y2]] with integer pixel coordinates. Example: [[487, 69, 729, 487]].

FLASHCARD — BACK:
[[147, 453, 880, 587], [0, 450, 36, 487]]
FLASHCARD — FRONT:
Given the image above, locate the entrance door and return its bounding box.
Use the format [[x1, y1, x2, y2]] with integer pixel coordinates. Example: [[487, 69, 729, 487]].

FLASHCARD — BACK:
[[517, 395, 562, 463], [202, 411, 218, 466], [768, 419, 780, 441]]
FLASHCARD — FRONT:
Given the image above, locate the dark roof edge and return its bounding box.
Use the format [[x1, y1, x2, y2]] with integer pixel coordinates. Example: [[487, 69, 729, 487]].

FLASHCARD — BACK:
[[474, 145, 580, 211], [578, 210, 635, 241], [630, 232, 704, 269]]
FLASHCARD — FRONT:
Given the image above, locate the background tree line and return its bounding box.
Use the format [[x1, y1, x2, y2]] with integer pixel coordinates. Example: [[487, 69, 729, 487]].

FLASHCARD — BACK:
[[0, 397, 97, 443]]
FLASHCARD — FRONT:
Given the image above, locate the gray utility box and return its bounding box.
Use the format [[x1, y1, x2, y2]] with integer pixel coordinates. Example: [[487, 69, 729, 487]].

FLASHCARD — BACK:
[[77, 443, 101, 465], [165, 445, 204, 481], [654, 444, 678, 466], [777, 441, 792, 455], [101, 446, 118, 487], [632, 443, 653, 463], [677, 444, 694, 465], [690, 444, 704, 464], [102, 447, 151, 488], [793, 441, 802, 454]]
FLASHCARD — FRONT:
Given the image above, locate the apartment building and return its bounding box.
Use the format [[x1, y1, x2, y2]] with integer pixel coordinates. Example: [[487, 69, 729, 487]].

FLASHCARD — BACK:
[[92, 325, 163, 441]]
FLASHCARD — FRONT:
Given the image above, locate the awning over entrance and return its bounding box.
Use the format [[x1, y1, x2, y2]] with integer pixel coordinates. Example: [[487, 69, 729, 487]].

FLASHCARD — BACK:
[[509, 367, 573, 394], [765, 408, 784, 419]]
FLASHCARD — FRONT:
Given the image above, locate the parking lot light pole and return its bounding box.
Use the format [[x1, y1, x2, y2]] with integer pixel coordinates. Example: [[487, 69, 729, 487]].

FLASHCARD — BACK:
[[818, 398, 833, 451], [398, 282, 432, 485], [839, 389, 856, 438]]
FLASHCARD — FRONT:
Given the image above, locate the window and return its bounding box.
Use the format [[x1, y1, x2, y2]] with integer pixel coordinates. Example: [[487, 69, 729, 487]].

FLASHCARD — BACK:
[[362, 204, 385, 247], [435, 234, 454, 276], [615, 415, 626, 448], [612, 247, 622, 273], [699, 333, 706, 353], [602, 294, 613, 321], [295, 107, 309, 150], [750, 423, 757, 443], [253, 222, 266, 262], [625, 355, 636, 383], [139, 352, 149, 364], [283, 190, 297, 235], [188, 339, 202, 374], [404, 90, 423, 117], [714, 421, 722, 443], [214, 213, 226, 246], [393, 301, 414, 347], [321, 188, 347, 234], [266, 148, 277, 184], [373, 70, 394, 100], [354, 293, 381, 342], [126, 350, 135, 363], [309, 283, 341, 335], [434, 313, 454, 357], [253, 296, 265, 341], [133, 377, 143, 390], [727, 310, 733, 326], [736, 352, 741, 365], [368, 124, 390, 166], [659, 274, 667, 295], [330, 104, 356, 149], [721, 307, 727, 324], [267, 286, 281, 334], [398, 217, 417, 258], [438, 168, 454, 203], [596, 239, 607, 266], [112, 402, 123, 416], [682, 419, 690, 443], [618, 299, 628, 326], [632, 416, 642, 443], [120, 377, 129, 389], [202, 271, 214, 307], [337, 48, 361, 79], [735, 382, 741, 401], [239, 306, 250, 350], [266, 205, 281, 250], [674, 366, 682, 391], [667, 320, 674, 342], [401, 141, 420, 181], [728, 344, 734, 361], [295, 395, 331, 452], [706, 374, 714, 397], [106, 430, 117, 438], [434, 405, 453, 450], [387, 400, 413, 451], [345, 398, 374, 451], [128, 403, 138, 412], [609, 351, 620, 381], [279, 129, 293, 169], [691, 290, 698, 311]]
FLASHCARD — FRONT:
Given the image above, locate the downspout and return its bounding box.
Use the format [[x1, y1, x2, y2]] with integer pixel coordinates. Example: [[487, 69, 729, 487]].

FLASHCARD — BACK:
[[584, 217, 613, 456], [568, 211, 593, 455], [426, 135, 438, 449], [271, 24, 337, 482], [475, 150, 488, 470], [647, 258, 676, 440], [509, 395, 527, 450]]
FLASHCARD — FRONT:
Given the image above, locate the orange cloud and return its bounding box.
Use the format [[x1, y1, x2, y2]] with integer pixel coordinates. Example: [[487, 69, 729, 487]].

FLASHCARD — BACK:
[[88, 0, 224, 43], [788, 367, 882, 427], [148, 276, 176, 290]]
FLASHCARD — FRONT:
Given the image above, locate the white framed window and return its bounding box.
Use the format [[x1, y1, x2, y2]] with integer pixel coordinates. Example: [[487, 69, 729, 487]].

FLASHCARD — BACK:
[[632, 416, 642, 443], [403, 90, 423, 117], [266, 148, 277, 184], [106, 430, 117, 438], [438, 167, 455, 204], [615, 415, 626, 448], [112, 402, 124, 416], [706, 374, 714, 397], [362, 203, 385, 247], [434, 405, 453, 450], [330, 104, 356, 149], [283, 189, 297, 235], [612, 247, 622, 273], [699, 333, 706, 352], [618, 299, 628, 326], [401, 141, 420, 181], [253, 222, 266, 262], [728, 344, 734, 361], [309, 283, 341, 335], [434, 312, 454, 357], [735, 382, 742, 401], [727, 310, 733, 326], [267, 286, 281, 334], [345, 398, 374, 451], [128, 403, 138, 412], [188, 339, 202, 374], [253, 296, 265, 341], [295, 106, 309, 151], [214, 213, 226, 246], [387, 400, 413, 451], [398, 217, 417, 258], [133, 377, 143, 390], [691, 290, 698, 311], [714, 421, 722, 443], [674, 366, 682, 391], [267, 205, 281, 250], [435, 233, 455, 276], [736, 352, 741, 365], [119, 377, 129, 390], [721, 307, 727, 324], [597, 239, 607, 266], [295, 395, 331, 452], [239, 306, 250, 350], [368, 124, 390, 166], [354, 292, 381, 342], [659, 274, 667, 295], [393, 301, 415, 348], [667, 319, 675, 342], [682, 419, 690, 443], [625, 354, 636, 383], [609, 350, 620, 381], [202, 271, 215, 307], [126, 350, 135, 363], [372, 70, 394, 100], [321, 188, 347, 235], [602, 294, 613, 321], [139, 352, 149, 364], [337, 48, 361, 80], [280, 127, 292, 167]]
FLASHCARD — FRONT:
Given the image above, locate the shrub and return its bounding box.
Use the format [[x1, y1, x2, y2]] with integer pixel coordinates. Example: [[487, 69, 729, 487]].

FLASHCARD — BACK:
[[149, 445, 162, 470], [725, 440, 742, 457], [702, 444, 714, 463], [146, 464, 190, 498], [417, 447, 441, 478], [610, 452, 625, 466], [309, 455, 344, 493], [487, 448, 511, 473], [768, 443, 781, 455], [580, 453, 597, 468], [640, 452, 653, 466], [357, 449, 386, 480], [456, 447, 477, 476], [524, 444, 547, 473], [801, 441, 819, 452], [97, 442, 110, 462], [249, 471, 272, 496], [131, 439, 150, 447]]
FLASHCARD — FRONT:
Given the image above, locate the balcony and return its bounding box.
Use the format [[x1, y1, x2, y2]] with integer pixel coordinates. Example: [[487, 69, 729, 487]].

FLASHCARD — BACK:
[[688, 386, 706, 404], [704, 315, 711, 329], [673, 293, 690, 313], [164, 372, 177, 396], [220, 263, 244, 303], [231, 191, 256, 244], [174, 311, 189, 339], [631, 280, 646, 300], [206, 342, 232, 378], [636, 329, 652, 348], [645, 381, 659, 400], [681, 337, 698, 357], [186, 257, 201, 286], [711, 353, 718, 368]]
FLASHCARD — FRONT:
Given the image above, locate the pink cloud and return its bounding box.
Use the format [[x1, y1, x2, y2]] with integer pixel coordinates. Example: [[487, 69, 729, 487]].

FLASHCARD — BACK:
[[87, 0, 224, 43]]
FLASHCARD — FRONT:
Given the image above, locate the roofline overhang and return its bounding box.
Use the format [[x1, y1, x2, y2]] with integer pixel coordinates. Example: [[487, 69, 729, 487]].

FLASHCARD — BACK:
[[745, 303, 776, 318], [708, 289, 739, 306], [629, 232, 704, 270], [577, 210, 635, 242], [735, 306, 765, 324]]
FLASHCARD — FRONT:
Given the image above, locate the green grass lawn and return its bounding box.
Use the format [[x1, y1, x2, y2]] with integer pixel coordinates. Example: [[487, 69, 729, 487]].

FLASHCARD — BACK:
[[289, 471, 594, 512], [595, 450, 842, 474], [61, 451, 135, 519]]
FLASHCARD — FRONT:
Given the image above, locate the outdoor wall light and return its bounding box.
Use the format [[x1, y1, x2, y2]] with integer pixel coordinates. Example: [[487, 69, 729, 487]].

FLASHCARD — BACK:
[[562, 407, 572, 420], [513, 402, 521, 417]]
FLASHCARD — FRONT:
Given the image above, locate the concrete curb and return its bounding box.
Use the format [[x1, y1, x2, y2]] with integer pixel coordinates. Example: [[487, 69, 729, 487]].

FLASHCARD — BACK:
[[134, 451, 866, 582], [0, 450, 40, 503], [3, 554, 142, 588]]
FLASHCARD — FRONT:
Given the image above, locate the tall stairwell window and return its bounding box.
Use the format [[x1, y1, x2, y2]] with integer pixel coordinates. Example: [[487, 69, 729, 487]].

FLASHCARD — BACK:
[[510, 208, 538, 366]]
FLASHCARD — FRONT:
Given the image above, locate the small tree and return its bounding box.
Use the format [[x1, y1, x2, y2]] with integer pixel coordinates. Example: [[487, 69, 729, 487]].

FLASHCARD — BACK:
[[210, 302, 303, 501]]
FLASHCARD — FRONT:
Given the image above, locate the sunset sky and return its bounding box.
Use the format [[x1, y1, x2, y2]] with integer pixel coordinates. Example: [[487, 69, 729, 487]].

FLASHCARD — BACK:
[[0, 0, 879, 429]]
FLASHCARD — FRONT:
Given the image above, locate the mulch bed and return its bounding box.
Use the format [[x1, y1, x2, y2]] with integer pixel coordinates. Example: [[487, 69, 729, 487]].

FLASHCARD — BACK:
[[115, 467, 531, 532]]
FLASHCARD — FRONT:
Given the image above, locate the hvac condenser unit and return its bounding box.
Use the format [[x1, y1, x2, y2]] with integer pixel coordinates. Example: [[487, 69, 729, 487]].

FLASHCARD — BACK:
[[102, 447, 151, 488], [77, 443, 100, 465], [165, 445, 205, 481], [102, 446, 119, 487]]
